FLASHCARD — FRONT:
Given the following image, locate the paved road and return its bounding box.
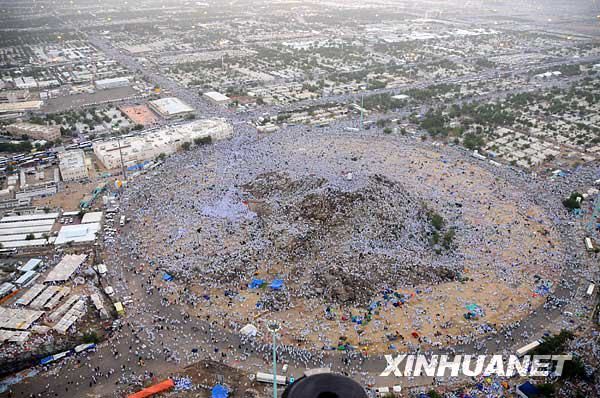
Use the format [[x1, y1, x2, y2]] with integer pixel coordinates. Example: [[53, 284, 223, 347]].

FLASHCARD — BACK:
[[88, 34, 600, 125], [88, 35, 221, 120]]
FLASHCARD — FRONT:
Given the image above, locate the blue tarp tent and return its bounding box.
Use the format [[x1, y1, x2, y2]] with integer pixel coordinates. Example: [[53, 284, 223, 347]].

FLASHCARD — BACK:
[[163, 273, 173, 282], [211, 384, 229, 398], [126, 161, 150, 171], [517, 381, 540, 397], [249, 279, 265, 289], [269, 279, 284, 290]]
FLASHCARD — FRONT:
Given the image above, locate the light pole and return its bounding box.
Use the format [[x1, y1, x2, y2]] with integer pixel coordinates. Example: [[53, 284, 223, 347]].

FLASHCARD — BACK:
[[115, 131, 127, 182], [267, 322, 281, 398], [360, 93, 364, 130]]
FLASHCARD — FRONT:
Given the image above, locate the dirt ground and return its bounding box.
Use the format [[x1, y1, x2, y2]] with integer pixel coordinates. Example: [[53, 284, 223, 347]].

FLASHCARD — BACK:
[[180, 360, 267, 398], [129, 133, 564, 355], [33, 180, 97, 210], [33, 153, 117, 210]]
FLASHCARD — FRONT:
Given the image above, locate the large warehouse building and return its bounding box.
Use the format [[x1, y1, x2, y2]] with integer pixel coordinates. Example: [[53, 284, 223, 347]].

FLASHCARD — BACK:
[[148, 97, 194, 119], [94, 77, 129, 90], [92, 119, 233, 169], [203, 91, 230, 106], [0, 212, 58, 248]]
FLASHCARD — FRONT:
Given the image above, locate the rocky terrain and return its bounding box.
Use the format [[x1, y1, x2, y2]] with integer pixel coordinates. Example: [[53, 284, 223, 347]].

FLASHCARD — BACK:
[[193, 171, 461, 306]]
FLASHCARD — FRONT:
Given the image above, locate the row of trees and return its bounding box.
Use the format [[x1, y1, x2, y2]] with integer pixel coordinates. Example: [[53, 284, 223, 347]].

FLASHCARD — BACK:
[[180, 136, 213, 151], [362, 93, 406, 112]]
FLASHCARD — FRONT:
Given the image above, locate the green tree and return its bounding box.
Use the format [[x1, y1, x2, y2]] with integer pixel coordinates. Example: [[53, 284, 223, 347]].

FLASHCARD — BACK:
[[536, 384, 555, 397], [463, 133, 485, 150], [82, 330, 100, 344], [532, 330, 574, 355], [562, 192, 583, 211], [562, 356, 587, 380], [442, 229, 455, 249], [428, 211, 445, 231], [194, 136, 212, 146]]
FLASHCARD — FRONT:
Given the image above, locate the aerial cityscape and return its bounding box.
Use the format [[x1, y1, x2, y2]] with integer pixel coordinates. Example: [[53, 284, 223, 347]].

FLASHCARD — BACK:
[[0, 0, 599, 397]]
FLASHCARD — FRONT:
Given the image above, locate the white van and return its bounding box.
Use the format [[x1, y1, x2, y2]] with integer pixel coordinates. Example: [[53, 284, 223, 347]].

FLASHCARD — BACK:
[[375, 386, 402, 397], [97, 263, 107, 276], [255, 372, 286, 385]]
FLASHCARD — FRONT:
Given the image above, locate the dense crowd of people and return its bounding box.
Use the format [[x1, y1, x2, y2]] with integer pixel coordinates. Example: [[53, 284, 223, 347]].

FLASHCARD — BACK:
[[4, 121, 599, 397]]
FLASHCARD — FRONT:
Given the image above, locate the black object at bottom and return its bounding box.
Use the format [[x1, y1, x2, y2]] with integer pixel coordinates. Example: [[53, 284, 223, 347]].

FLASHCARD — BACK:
[[282, 373, 367, 398]]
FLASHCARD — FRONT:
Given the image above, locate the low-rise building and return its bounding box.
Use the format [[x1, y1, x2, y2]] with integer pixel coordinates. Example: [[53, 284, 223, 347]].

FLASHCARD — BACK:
[[94, 77, 130, 90], [14, 77, 37, 90], [0, 90, 31, 104], [6, 122, 61, 141], [15, 183, 58, 200], [0, 101, 43, 119], [93, 119, 233, 169], [203, 91, 230, 105], [58, 150, 89, 182], [148, 97, 194, 119]]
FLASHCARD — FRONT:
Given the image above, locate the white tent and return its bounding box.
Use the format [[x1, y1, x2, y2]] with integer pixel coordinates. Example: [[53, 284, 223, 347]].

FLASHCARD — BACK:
[[240, 323, 258, 337]]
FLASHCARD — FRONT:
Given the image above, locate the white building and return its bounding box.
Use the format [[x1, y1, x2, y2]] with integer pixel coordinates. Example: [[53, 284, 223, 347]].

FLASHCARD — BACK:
[[15, 183, 58, 200], [0, 212, 58, 248], [54, 224, 100, 246], [0, 101, 43, 116], [148, 97, 194, 119], [58, 149, 89, 182], [203, 91, 230, 105], [93, 119, 233, 169], [533, 71, 562, 79], [94, 77, 130, 90], [14, 77, 37, 90], [7, 122, 61, 141]]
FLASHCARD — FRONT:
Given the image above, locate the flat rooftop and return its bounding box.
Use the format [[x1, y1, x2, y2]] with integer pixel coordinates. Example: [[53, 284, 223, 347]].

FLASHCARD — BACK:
[[44, 254, 88, 283], [149, 97, 194, 116], [204, 91, 230, 102]]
